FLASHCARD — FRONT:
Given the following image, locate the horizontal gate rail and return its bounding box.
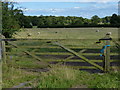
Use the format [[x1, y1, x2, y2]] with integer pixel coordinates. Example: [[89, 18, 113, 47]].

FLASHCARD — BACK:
[[5, 45, 102, 49], [5, 52, 106, 56], [45, 59, 120, 63], [0, 38, 103, 40], [1, 38, 119, 41]]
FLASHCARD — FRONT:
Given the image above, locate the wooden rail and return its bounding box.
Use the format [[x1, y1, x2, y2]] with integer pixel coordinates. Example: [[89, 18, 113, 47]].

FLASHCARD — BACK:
[[45, 59, 120, 63], [5, 45, 102, 49], [5, 52, 119, 56], [1, 38, 119, 41]]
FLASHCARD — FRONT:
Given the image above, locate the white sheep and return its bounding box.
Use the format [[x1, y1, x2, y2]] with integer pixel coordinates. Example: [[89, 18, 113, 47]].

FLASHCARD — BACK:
[[106, 32, 112, 35], [37, 32, 40, 34], [27, 33, 32, 36], [96, 30, 100, 32]]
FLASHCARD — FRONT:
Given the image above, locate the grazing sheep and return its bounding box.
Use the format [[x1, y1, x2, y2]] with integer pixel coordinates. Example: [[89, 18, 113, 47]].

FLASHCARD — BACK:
[[96, 30, 100, 32], [37, 32, 40, 34], [106, 32, 112, 35], [27, 33, 32, 36]]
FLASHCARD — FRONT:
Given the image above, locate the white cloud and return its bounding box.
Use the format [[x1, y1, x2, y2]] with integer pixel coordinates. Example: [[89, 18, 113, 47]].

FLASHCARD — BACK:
[[20, 8, 34, 11], [13, 0, 119, 2], [74, 7, 80, 9], [23, 8, 65, 13]]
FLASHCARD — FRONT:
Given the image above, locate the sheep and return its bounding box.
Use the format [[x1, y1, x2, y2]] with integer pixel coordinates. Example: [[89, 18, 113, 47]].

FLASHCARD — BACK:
[[27, 33, 32, 36], [37, 32, 40, 34], [106, 32, 112, 35], [96, 30, 100, 32]]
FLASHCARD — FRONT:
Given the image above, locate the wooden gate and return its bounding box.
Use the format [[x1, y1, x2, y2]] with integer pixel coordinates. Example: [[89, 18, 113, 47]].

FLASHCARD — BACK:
[[1, 34, 120, 73]]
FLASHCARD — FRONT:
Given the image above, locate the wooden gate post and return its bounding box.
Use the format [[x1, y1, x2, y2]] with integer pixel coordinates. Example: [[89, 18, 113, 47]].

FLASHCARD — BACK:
[[103, 33, 111, 72], [1, 35, 6, 64], [0, 35, 2, 61]]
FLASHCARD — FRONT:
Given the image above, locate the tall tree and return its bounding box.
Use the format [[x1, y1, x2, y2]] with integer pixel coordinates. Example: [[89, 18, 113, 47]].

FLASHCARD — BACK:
[[110, 14, 119, 26], [91, 15, 100, 25], [2, 2, 21, 38], [22, 16, 32, 28], [31, 16, 39, 26]]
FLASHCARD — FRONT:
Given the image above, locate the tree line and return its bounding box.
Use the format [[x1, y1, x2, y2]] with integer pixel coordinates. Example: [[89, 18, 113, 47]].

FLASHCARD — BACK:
[[12, 12, 120, 28], [2, 2, 120, 38], [30, 15, 120, 28]]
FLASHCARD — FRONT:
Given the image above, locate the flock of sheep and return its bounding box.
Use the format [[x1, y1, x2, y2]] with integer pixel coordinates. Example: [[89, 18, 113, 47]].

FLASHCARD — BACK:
[[25, 30, 111, 37], [26, 31, 58, 37]]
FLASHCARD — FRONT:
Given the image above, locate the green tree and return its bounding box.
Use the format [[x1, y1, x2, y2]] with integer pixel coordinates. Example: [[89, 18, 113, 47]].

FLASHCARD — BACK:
[[83, 18, 91, 25], [31, 16, 39, 26], [91, 15, 100, 25], [22, 16, 32, 28], [110, 14, 120, 26], [13, 9, 25, 28], [2, 2, 20, 38], [37, 16, 45, 28]]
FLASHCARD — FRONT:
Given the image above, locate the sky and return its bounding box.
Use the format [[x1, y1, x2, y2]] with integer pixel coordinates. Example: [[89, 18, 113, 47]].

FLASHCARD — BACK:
[[12, 0, 119, 19]]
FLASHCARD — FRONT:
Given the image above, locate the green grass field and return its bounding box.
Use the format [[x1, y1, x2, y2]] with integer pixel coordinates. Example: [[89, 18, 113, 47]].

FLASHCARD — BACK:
[[14, 28, 118, 39]]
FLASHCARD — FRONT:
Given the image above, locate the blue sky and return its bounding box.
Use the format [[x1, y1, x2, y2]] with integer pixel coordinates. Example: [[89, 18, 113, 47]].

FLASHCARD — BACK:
[[14, 1, 119, 19]]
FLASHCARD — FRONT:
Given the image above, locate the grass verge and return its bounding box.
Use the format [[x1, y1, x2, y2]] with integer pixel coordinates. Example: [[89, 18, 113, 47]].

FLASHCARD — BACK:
[[36, 64, 120, 88], [2, 62, 40, 88]]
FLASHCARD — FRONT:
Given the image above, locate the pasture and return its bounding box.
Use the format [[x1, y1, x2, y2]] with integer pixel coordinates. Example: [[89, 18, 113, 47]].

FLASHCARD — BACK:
[[14, 28, 118, 39], [3, 27, 120, 88]]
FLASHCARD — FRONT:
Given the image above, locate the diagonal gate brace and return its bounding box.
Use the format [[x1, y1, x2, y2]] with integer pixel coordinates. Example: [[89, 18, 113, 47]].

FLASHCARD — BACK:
[[54, 42, 103, 71], [65, 49, 87, 60]]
